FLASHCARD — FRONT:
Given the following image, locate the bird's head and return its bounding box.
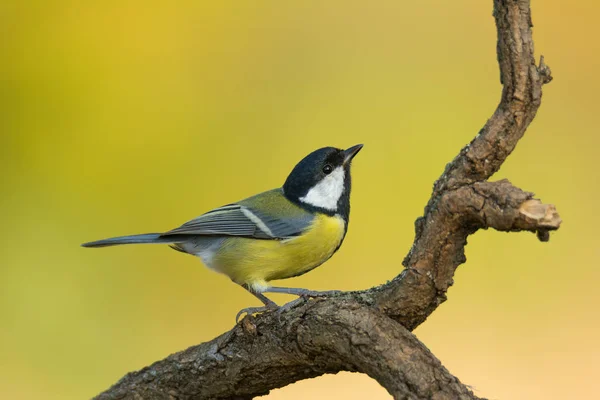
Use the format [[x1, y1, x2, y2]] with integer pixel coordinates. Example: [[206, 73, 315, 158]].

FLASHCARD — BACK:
[[283, 144, 363, 215]]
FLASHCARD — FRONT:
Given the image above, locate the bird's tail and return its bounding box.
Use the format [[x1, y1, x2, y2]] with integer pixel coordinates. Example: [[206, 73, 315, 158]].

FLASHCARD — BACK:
[[81, 233, 176, 248]]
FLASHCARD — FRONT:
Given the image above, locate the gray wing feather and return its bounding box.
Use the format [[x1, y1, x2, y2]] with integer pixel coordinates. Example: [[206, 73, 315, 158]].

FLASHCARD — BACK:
[[161, 204, 312, 240], [247, 208, 313, 238]]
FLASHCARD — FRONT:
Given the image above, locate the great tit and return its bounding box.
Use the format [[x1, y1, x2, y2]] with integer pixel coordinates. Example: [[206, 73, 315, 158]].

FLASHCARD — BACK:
[[83, 144, 363, 319]]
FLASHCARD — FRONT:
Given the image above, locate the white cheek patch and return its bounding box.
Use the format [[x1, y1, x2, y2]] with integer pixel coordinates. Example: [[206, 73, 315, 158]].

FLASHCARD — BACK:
[[299, 166, 345, 210]]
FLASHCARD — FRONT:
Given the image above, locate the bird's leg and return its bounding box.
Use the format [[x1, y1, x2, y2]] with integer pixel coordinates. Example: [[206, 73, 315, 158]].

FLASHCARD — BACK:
[[247, 287, 278, 308], [236, 284, 279, 323], [266, 287, 342, 316], [263, 287, 342, 298], [236, 286, 341, 322], [276, 297, 308, 315]]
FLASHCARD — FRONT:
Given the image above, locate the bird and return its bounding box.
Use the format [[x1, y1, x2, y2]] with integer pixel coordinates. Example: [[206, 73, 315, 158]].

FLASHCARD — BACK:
[[82, 144, 363, 320]]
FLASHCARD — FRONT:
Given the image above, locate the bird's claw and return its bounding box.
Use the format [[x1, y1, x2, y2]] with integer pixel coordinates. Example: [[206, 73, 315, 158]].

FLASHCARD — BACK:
[[235, 304, 277, 323], [236, 290, 341, 323], [276, 297, 307, 315], [275, 291, 338, 320], [298, 289, 341, 298]]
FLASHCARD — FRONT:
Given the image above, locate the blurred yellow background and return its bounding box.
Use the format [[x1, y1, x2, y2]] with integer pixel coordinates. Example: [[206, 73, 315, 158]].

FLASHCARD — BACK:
[[1, 0, 598, 399]]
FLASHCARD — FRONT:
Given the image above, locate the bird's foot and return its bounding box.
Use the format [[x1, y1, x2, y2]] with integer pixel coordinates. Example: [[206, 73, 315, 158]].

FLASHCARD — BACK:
[[236, 287, 342, 323], [276, 297, 308, 316], [296, 289, 342, 298], [264, 287, 342, 298], [236, 303, 278, 323], [275, 290, 342, 318]]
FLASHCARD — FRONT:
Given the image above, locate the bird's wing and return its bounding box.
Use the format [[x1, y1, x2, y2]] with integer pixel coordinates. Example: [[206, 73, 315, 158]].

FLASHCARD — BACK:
[[161, 190, 314, 240]]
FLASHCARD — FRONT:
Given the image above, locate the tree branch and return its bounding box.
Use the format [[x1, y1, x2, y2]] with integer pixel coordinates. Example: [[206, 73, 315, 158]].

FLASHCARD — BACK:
[[96, 1, 558, 399], [377, 0, 556, 329], [97, 302, 482, 400], [374, 179, 560, 329]]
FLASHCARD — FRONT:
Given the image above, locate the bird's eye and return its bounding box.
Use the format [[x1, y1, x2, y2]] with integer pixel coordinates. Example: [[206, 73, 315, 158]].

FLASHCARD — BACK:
[[322, 164, 333, 174]]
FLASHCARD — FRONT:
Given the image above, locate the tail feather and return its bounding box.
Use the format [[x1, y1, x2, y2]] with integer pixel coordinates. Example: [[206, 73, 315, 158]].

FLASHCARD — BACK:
[[81, 233, 175, 248]]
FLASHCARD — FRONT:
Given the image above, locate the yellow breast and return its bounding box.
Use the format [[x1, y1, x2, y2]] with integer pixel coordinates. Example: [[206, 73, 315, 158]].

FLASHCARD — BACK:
[[212, 213, 346, 290]]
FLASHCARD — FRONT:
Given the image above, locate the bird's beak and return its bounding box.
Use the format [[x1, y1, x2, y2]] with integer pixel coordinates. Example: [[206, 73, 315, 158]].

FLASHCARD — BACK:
[[342, 144, 364, 165]]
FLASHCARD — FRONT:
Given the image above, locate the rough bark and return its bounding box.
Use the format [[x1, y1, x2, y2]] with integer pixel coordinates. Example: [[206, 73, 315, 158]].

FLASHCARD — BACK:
[[96, 1, 558, 399], [97, 303, 480, 400]]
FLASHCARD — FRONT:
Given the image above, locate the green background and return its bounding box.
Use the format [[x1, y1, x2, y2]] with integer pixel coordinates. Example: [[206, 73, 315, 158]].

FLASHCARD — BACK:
[[1, 1, 598, 399]]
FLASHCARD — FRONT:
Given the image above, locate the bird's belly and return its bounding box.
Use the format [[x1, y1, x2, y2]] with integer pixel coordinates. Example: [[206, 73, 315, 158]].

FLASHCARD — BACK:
[[210, 214, 346, 288]]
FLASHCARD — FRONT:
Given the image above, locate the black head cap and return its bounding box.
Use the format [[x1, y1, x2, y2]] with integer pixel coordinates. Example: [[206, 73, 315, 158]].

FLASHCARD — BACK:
[[283, 145, 363, 218]]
